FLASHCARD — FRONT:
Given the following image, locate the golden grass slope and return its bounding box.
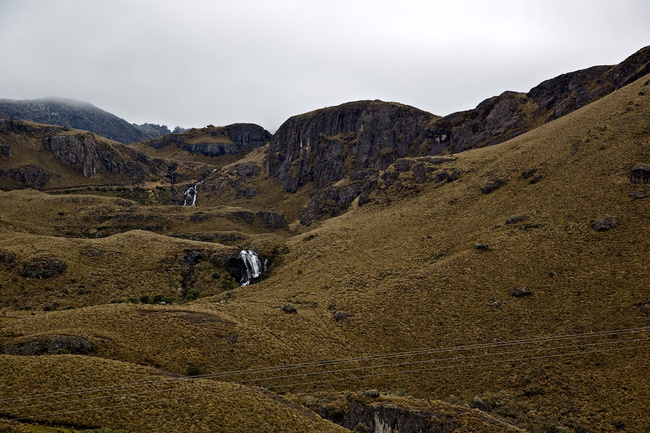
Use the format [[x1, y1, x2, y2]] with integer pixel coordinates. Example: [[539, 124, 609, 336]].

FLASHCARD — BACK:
[[0, 226, 241, 310], [0, 355, 348, 433], [0, 75, 649, 431]]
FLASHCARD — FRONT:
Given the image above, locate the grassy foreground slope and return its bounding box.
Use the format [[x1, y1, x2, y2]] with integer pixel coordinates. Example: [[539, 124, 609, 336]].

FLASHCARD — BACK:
[[0, 355, 348, 433], [0, 76, 648, 432]]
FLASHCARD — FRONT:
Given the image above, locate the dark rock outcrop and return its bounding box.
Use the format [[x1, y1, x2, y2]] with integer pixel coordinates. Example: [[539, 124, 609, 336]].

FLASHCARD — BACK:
[[256, 211, 289, 229], [1, 335, 93, 355], [480, 178, 506, 194], [0, 250, 17, 268], [427, 46, 650, 153], [0, 97, 154, 144], [134, 123, 171, 139], [299, 181, 375, 225], [428, 90, 534, 153], [0, 139, 11, 157], [280, 304, 297, 314], [225, 123, 272, 150], [309, 393, 523, 433], [22, 255, 67, 278], [0, 164, 49, 189]]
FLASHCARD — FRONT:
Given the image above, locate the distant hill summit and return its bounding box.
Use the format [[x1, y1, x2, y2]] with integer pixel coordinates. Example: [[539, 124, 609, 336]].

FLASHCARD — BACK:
[[144, 123, 271, 158], [0, 97, 170, 144]]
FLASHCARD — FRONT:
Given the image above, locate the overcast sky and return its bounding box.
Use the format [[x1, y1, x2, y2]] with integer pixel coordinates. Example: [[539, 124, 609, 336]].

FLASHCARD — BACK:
[[0, 0, 648, 132]]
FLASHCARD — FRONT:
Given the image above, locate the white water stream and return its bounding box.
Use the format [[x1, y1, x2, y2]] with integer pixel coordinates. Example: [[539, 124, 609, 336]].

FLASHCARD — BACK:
[[238, 249, 268, 286], [182, 169, 217, 206], [182, 181, 203, 206]]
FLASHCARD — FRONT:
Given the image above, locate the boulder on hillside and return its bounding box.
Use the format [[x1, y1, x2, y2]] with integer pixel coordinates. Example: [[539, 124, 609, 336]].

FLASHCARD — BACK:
[[592, 216, 619, 232], [508, 287, 533, 297], [333, 310, 350, 322], [630, 163, 650, 184], [628, 190, 648, 200]]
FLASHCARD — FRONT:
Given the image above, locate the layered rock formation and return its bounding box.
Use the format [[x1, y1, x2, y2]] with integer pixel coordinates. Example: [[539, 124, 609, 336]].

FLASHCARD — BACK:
[[42, 132, 157, 180]]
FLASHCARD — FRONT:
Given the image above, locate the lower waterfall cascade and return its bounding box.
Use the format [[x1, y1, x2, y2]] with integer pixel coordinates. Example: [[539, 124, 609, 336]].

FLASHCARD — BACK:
[[237, 249, 268, 286]]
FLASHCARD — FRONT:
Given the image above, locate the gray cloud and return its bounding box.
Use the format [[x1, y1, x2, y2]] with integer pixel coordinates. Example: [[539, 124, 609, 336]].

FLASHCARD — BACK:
[[1, 0, 649, 132]]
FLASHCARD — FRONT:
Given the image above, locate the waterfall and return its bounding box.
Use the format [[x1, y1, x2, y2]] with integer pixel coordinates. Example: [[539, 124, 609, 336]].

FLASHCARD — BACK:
[[238, 249, 268, 286], [182, 181, 202, 206], [182, 169, 217, 206]]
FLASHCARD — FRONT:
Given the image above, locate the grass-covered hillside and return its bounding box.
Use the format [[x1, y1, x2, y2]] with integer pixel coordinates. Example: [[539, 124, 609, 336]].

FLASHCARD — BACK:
[[0, 69, 648, 431]]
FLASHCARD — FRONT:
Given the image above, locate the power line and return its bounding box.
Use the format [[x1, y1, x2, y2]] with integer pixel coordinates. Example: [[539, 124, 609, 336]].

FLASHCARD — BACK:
[[3, 326, 646, 405], [7, 336, 648, 413], [6, 342, 648, 423], [272, 343, 650, 390]]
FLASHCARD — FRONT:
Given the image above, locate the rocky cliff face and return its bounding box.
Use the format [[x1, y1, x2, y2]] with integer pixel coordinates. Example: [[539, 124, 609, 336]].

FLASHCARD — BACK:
[[298, 392, 523, 433], [267, 100, 440, 193], [134, 123, 171, 139], [0, 117, 166, 188], [42, 132, 157, 180], [0, 97, 160, 144]]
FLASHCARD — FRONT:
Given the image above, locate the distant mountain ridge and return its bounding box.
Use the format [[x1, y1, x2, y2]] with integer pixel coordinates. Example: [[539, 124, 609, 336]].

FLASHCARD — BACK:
[[428, 45, 650, 153], [1, 46, 648, 221], [0, 97, 171, 144]]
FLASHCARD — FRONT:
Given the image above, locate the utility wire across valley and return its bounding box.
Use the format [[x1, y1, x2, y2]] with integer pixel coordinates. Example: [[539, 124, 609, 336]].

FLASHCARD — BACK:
[[1, 326, 648, 423]]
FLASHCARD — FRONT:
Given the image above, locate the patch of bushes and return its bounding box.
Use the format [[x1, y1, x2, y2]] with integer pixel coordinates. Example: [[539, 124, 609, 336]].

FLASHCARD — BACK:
[[221, 279, 236, 291], [184, 289, 200, 301], [152, 293, 174, 304], [127, 293, 175, 305], [186, 365, 202, 376]]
